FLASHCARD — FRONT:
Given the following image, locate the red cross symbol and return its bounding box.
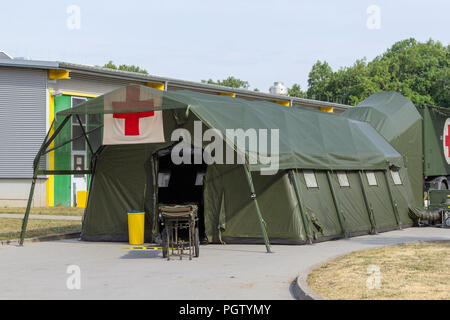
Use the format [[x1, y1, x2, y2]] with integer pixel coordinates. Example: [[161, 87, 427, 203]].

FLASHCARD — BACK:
[[112, 86, 155, 136], [445, 125, 450, 157]]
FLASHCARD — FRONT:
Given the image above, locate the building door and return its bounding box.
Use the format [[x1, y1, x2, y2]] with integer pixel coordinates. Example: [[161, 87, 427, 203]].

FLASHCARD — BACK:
[[71, 97, 88, 207], [72, 154, 87, 207]]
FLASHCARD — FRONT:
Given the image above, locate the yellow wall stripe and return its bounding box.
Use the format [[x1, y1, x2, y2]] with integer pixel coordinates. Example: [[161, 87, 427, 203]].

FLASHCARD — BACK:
[[60, 91, 99, 98], [46, 91, 55, 207]]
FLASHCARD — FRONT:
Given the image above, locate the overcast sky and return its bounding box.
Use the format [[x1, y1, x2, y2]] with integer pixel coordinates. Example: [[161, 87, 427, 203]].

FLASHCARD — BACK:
[[1, 0, 448, 91]]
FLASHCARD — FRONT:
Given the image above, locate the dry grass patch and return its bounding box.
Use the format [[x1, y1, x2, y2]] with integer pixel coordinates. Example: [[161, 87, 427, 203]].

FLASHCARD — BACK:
[[0, 207, 84, 216], [308, 241, 450, 300], [0, 218, 81, 240]]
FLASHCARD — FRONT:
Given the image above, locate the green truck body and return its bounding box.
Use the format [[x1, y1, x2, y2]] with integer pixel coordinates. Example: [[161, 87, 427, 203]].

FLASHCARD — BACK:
[[417, 105, 450, 182]]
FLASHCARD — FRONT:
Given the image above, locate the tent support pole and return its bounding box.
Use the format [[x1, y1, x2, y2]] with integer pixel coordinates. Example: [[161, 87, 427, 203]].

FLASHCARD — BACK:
[[43, 125, 103, 155], [41, 116, 71, 153], [150, 153, 159, 239], [326, 171, 348, 238], [384, 170, 402, 230], [289, 170, 313, 244], [20, 116, 70, 246], [19, 173, 37, 246], [358, 171, 377, 235], [20, 146, 44, 245], [75, 115, 94, 155], [243, 165, 272, 253]]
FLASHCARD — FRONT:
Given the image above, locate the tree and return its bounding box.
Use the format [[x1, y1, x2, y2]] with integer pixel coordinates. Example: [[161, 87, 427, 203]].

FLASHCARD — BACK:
[[304, 38, 449, 107], [288, 83, 306, 98], [306, 61, 334, 101], [102, 61, 148, 75], [372, 38, 449, 106], [202, 76, 250, 89]]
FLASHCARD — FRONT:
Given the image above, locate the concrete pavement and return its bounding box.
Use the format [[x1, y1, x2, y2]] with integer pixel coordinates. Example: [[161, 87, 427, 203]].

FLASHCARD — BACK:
[[0, 227, 448, 300]]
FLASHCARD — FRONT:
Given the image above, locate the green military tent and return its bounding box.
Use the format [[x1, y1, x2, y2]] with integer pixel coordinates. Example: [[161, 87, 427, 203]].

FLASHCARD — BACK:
[[21, 85, 415, 250], [342, 92, 423, 207]]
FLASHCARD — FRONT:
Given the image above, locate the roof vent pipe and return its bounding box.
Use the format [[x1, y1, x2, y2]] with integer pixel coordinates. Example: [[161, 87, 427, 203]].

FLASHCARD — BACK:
[[269, 82, 288, 96]]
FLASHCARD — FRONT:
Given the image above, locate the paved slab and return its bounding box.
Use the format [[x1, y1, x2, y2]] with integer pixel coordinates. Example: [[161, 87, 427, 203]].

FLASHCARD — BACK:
[[0, 214, 82, 221], [0, 227, 448, 300]]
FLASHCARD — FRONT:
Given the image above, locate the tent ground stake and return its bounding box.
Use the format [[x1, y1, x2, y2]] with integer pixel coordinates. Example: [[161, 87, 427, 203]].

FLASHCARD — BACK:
[[384, 170, 402, 230], [326, 171, 349, 238], [20, 118, 66, 245], [358, 171, 377, 235], [243, 165, 272, 253], [289, 170, 313, 244]]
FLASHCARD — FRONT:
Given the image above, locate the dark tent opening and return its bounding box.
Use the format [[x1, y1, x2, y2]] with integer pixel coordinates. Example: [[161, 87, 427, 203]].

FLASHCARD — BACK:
[[156, 146, 207, 240]]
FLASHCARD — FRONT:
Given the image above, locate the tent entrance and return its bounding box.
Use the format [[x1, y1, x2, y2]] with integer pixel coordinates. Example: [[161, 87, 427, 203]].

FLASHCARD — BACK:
[[156, 146, 207, 240]]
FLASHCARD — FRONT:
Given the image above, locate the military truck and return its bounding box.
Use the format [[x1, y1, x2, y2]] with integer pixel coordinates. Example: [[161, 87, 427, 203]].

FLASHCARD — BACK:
[[417, 104, 450, 191]]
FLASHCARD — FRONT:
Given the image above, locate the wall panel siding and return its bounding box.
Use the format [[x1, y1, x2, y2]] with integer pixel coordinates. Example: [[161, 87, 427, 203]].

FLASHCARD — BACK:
[[49, 73, 141, 95], [0, 67, 47, 178]]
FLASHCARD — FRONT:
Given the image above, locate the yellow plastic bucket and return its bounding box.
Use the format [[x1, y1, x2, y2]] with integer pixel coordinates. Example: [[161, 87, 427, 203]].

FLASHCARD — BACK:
[[76, 191, 89, 208], [127, 211, 145, 245]]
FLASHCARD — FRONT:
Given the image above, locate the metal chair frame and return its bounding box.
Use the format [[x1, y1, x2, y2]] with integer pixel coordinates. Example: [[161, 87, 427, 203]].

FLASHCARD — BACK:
[[160, 205, 199, 261]]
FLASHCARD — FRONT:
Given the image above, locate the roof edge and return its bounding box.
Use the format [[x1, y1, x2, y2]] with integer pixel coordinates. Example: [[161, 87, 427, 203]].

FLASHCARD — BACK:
[[0, 58, 350, 110]]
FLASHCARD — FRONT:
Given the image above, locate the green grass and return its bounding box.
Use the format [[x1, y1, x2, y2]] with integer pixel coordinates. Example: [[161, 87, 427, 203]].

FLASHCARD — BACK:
[[0, 218, 81, 240], [0, 207, 84, 216]]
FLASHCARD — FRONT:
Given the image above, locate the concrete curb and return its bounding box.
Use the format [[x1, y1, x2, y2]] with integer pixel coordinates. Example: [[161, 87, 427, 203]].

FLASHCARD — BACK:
[[0, 232, 81, 246], [291, 265, 324, 300]]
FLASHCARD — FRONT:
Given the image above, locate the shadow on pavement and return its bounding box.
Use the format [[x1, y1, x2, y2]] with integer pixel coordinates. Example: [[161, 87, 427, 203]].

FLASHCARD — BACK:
[[120, 250, 161, 259]]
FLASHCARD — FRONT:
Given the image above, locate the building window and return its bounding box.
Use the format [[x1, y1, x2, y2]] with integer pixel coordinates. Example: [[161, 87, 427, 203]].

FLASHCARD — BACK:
[[72, 125, 86, 151], [337, 171, 350, 187], [71, 97, 87, 151], [366, 171, 378, 186], [390, 170, 402, 185], [304, 170, 318, 189]]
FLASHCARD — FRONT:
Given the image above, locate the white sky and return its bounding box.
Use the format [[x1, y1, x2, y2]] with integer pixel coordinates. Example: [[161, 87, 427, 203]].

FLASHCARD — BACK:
[[1, 0, 449, 91]]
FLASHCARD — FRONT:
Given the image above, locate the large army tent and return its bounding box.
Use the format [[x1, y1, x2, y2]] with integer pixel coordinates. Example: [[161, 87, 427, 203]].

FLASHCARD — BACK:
[[20, 85, 415, 250], [342, 92, 423, 207]]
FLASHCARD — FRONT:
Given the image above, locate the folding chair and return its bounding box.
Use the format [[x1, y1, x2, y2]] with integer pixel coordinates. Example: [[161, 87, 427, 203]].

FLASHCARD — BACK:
[[159, 204, 200, 260]]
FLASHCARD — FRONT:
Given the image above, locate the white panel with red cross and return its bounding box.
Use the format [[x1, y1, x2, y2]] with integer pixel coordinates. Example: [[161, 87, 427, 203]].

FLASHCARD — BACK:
[[443, 118, 450, 165], [103, 86, 165, 145]]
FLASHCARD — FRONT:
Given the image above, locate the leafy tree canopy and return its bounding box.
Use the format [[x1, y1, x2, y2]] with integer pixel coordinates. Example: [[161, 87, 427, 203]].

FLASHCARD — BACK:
[[306, 38, 449, 107], [288, 83, 307, 98], [202, 76, 250, 89], [101, 61, 148, 75], [201, 77, 306, 98]]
